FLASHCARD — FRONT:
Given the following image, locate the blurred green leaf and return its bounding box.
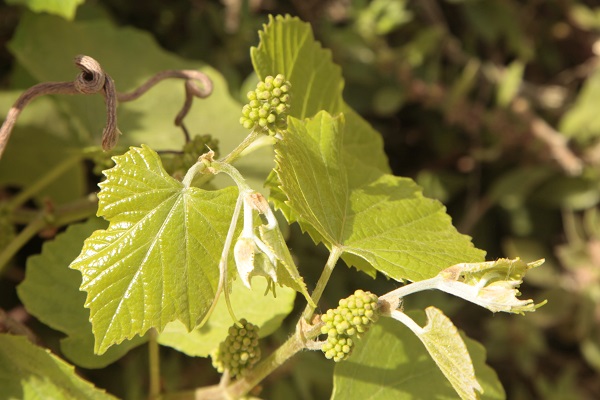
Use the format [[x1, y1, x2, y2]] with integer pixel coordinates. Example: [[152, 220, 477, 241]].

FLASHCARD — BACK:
[[18, 218, 147, 368], [356, 0, 413, 38], [6, 0, 84, 20], [560, 68, 600, 143], [570, 4, 600, 31], [531, 175, 600, 210], [488, 167, 555, 210], [158, 277, 295, 357], [0, 92, 85, 204], [497, 60, 525, 107], [8, 12, 273, 189], [0, 334, 117, 399], [463, 1, 532, 59]]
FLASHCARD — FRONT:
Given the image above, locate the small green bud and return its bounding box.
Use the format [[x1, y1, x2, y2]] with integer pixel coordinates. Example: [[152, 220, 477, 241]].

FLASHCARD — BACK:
[[240, 74, 291, 135], [273, 74, 285, 87], [275, 103, 288, 115]]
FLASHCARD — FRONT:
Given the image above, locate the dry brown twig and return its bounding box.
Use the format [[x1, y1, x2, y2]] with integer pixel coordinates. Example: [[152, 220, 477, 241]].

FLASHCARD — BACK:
[[0, 55, 213, 159]]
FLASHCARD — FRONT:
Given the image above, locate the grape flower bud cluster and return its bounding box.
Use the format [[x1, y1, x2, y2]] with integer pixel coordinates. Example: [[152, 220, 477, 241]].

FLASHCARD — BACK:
[[240, 74, 291, 136], [211, 319, 261, 378], [321, 290, 380, 362]]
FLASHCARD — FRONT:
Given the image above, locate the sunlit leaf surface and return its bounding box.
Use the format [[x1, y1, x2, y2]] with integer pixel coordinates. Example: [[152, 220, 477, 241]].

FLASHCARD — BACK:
[[70, 146, 238, 354]]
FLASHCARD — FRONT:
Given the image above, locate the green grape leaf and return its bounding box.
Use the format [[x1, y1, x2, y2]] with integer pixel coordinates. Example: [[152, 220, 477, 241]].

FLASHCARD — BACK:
[[332, 312, 505, 400], [6, 0, 84, 20], [69, 145, 238, 354], [342, 105, 391, 174], [17, 218, 147, 369], [250, 16, 389, 171], [158, 277, 295, 357], [0, 334, 117, 400], [275, 112, 484, 281], [251, 14, 344, 119]]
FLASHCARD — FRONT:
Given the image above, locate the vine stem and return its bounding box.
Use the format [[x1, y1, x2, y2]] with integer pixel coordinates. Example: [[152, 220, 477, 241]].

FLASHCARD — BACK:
[[173, 329, 306, 400], [148, 328, 161, 399], [378, 276, 441, 306], [226, 330, 304, 397], [302, 245, 343, 321], [221, 129, 262, 164], [181, 129, 261, 189]]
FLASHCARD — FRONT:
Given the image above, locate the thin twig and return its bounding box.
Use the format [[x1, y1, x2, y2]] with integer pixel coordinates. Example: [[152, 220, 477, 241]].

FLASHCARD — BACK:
[[116, 69, 213, 128], [0, 56, 213, 159], [0, 55, 120, 157]]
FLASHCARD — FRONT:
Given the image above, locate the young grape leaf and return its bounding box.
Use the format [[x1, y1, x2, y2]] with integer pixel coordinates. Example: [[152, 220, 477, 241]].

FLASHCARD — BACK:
[[251, 16, 390, 174], [69, 145, 239, 354], [17, 218, 147, 369], [251, 14, 344, 119], [332, 313, 505, 400], [6, 0, 84, 20], [275, 111, 485, 282], [158, 277, 295, 357], [0, 334, 116, 400]]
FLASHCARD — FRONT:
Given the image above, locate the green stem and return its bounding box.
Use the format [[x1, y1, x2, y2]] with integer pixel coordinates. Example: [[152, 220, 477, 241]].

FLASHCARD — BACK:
[[182, 160, 207, 188], [378, 276, 441, 305], [175, 331, 306, 400], [0, 217, 45, 275], [209, 161, 252, 193], [302, 245, 343, 321], [8, 153, 82, 211], [221, 129, 262, 164], [148, 329, 161, 399]]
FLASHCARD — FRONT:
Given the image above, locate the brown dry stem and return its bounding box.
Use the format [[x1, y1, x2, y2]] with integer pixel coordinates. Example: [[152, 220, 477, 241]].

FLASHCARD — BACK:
[[0, 55, 213, 159]]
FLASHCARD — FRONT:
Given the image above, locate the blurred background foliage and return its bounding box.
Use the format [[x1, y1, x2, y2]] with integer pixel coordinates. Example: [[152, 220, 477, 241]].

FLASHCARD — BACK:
[[2, 0, 600, 399]]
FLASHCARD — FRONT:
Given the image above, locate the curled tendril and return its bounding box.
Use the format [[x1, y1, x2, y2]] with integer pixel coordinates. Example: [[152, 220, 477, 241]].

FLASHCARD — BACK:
[[0, 55, 213, 158]]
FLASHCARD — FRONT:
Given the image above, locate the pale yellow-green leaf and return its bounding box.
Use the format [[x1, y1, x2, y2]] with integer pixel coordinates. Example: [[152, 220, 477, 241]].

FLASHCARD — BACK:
[[402, 307, 482, 400]]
